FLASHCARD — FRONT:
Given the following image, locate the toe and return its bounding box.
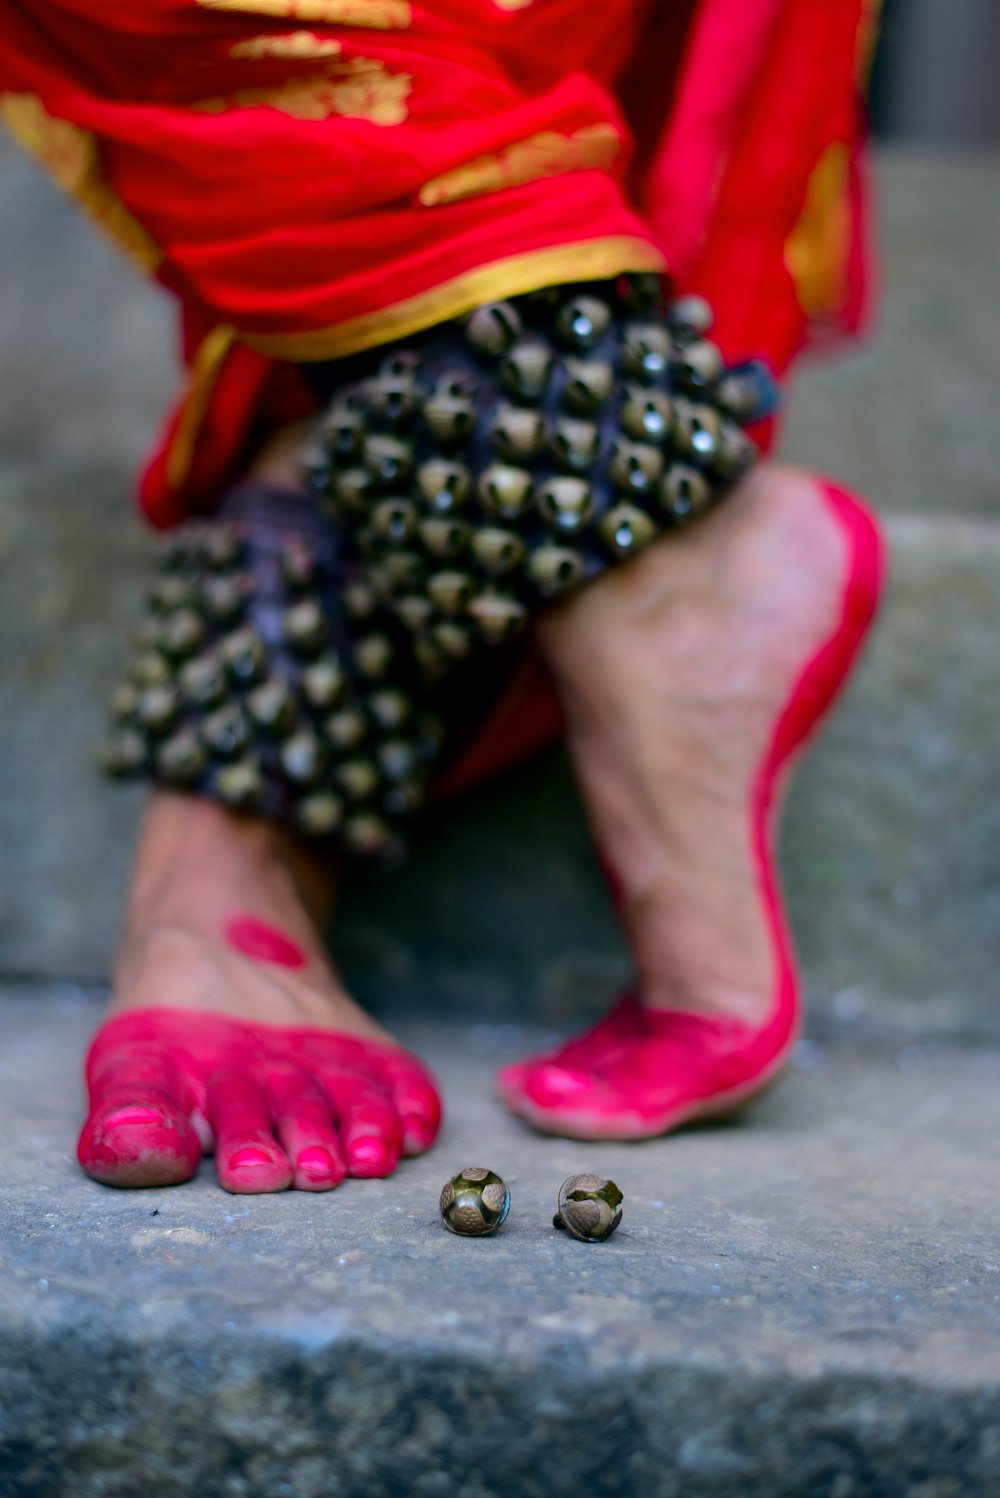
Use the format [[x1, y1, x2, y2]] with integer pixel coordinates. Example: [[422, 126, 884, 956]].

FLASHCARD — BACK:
[[269, 1067, 346, 1191], [323, 1067, 403, 1178], [374, 1046, 442, 1156], [209, 1070, 293, 1194], [77, 1090, 202, 1188]]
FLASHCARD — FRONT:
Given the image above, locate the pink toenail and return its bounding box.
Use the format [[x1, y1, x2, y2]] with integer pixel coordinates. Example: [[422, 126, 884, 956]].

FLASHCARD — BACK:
[[228, 1146, 274, 1168], [297, 1147, 335, 1175], [223, 915, 307, 969], [102, 1107, 166, 1127], [350, 1137, 387, 1166]]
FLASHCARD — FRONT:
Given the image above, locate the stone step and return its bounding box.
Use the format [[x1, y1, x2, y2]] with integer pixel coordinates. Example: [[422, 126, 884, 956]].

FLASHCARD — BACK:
[[2, 989, 999, 1498]]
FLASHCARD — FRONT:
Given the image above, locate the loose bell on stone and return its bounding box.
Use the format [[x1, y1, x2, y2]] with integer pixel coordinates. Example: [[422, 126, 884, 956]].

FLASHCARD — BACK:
[[439, 1167, 510, 1236], [553, 1174, 623, 1242]]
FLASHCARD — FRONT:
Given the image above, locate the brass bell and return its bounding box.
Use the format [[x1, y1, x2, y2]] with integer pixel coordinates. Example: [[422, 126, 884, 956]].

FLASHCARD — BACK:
[[213, 759, 264, 810], [330, 466, 374, 513], [713, 421, 756, 481], [555, 295, 612, 349], [220, 626, 267, 683], [200, 703, 250, 759], [500, 338, 553, 402], [109, 682, 139, 723], [325, 709, 367, 752], [319, 402, 364, 463], [535, 477, 594, 535], [423, 387, 476, 446], [301, 658, 345, 711], [608, 438, 665, 495], [550, 416, 600, 472], [149, 575, 194, 614], [716, 370, 764, 422], [354, 634, 394, 679], [378, 348, 422, 381], [130, 650, 171, 688], [342, 580, 380, 620], [202, 524, 243, 571], [135, 684, 180, 737], [279, 541, 318, 591], [372, 498, 418, 545], [179, 653, 227, 709], [668, 293, 714, 340], [674, 337, 724, 395], [368, 689, 411, 732], [292, 792, 344, 838], [562, 358, 614, 415], [527, 544, 586, 597], [478, 464, 533, 521], [159, 609, 206, 661], [416, 459, 471, 514], [490, 404, 546, 462], [621, 387, 673, 444], [99, 730, 148, 777], [363, 434, 412, 488], [672, 401, 721, 461], [393, 595, 435, 633], [419, 517, 470, 560], [382, 779, 425, 817], [246, 679, 297, 734], [657, 464, 712, 520], [465, 300, 523, 356], [427, 570, 475, 617], [620, 321, 671, 381], [439, 1167, 510, 1236], [280, 730, 328, 787], [598, 503, 657, 559], [471, 526, 527, 575], [466, 591, 527, 645], [366, 374, 420, 428], [377, 739, 418, 783], [430, 620, 475, 661], [342, 813, 397, 858], [381, 550, 427, 592], [553, 1174, 623, 1242], [200, 575, 246, 626], [155, 731, 207, 786], [283, 601, 328, 658]]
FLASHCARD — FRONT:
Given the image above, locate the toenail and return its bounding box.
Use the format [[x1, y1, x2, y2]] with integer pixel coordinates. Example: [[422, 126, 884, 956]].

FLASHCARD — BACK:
[[228, 1146, 274, 1169], [350, 1137, 387, 1166], [102, 1107, 167, 1128], [297, 1146, 335, 1175]]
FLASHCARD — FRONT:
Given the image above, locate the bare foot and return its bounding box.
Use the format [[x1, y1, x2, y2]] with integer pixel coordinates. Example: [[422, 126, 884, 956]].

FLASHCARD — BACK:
[[499, 464, 881, 1134], [79, 424, 441, 1192]]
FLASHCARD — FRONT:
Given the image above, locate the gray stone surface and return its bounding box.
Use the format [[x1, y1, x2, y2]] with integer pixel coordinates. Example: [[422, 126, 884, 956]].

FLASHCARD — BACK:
[[2, 987, 1000, 1497]]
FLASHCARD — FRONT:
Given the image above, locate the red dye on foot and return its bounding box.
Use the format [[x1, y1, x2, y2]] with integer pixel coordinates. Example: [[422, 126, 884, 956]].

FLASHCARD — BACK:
[[223, 915, 307, 969]]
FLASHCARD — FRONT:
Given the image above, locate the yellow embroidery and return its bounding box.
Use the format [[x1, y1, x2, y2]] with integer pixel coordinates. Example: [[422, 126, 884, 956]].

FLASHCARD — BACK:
[[230, 31, 343, 58], [243, 237, 665, 361], [493, 1, 535, 9], [784, 142, 851, 320], [166, 325, 239, 491], [0, 93, 161, 273], [196, 57, 410, 125], [419, 123, 620, 208], [197, 0, 410, 28]]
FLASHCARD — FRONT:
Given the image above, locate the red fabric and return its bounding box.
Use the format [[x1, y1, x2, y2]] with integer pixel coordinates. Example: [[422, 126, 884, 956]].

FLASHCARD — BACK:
[[0, 0, 874, 523]]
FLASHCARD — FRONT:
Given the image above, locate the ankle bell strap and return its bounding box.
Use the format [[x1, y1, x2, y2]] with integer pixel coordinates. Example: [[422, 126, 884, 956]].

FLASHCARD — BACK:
[[100, 482, 443, 858], [301, 276, 777, 672]]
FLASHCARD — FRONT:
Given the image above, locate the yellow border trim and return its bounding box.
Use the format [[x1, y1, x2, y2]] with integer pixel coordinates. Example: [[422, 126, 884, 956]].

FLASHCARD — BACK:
[[197, 0, 410, 29], [242, 237, 666, 361], [165, 324, 238, 490]]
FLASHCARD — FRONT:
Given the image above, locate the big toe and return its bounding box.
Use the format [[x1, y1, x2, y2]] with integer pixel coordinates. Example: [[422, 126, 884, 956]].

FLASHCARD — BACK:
[[77, 1102, 203, 1188]]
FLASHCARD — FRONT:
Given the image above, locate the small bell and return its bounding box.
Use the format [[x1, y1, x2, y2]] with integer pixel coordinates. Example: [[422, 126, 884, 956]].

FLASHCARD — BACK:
[[220, 626, 267, 684], [393, 595, 436, 633], [341, 813, 397, 858], [279, 730, 328, 788], [200, 703, 250, 760], [465, 301, 523, 356], [246, 679, 297, 735], [621, 387, 673, 444], [179, 654, 227, 709], [550, 416, 600, 473], [427, 570, 475, 618], [423, 386, 476, 446], [471, 526, 527, 575], [420, 516, 470, 560], [372, 498, 418, 545], [336, 759, 381, 802], [416, 459, 471, 514], [155, 731, 207, 786], [598, 503, 657, 559], [325, 709, 367, 752], [354, 634, 394, 679], [535, 477, 595, 535], [672, 402, 721, 462], [439, 1167, 510, 1236], [562, 358, 614, 415], [490, 404, 546, 462], [292, 792, 344, 838], [135, 684, 180, 737], [620, 321, 671, 381], [213, 759, 264, 811], [159, 609, 206, 662], [368, 689, 412, 732], [200, 575, 246, 626], [668, 293, 714, 341], [363, 435, 413, 488], [673, 338, 725, 396], [500, 338, 554, 403], [130, 650, 171, 688], [301, 658, 346, 712], [466, 591, 528, 645], [657, 465, 712, 521], [283, 601, 328, 658], [555, 295, 612, 349], [608, 439, 664, 496], [526, 544, 586, 597], [477, 464, 533, 521], [553, 1174, 623, 1242]]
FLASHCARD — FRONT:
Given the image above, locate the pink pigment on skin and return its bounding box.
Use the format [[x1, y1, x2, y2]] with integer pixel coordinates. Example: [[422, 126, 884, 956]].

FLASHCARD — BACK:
[[223, 914, 308, 969]]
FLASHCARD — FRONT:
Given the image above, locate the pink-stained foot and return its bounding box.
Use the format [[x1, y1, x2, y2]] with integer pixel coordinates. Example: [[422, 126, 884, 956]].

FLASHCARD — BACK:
[[498, 467, 884, 1140]]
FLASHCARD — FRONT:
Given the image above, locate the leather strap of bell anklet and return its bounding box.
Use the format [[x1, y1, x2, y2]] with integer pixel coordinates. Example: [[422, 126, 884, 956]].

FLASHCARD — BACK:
[[99, 482, 444, 858], [301, 275, 778, 673]]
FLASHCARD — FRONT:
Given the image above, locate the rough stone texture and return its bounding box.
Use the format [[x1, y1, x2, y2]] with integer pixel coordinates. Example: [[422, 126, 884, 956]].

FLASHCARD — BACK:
[[2, 988, 1000, 1498]]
